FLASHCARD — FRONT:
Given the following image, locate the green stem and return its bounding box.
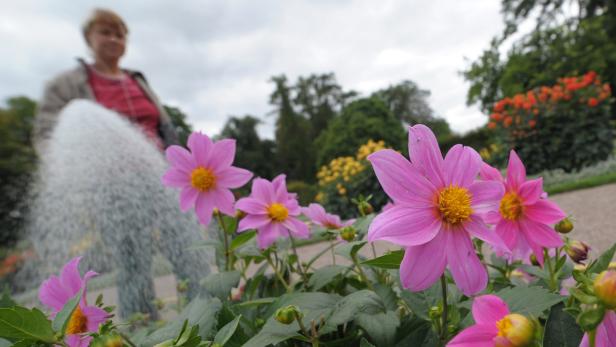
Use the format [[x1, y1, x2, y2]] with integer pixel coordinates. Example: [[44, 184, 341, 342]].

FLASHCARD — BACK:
[[288, 231, 309, 288], [543, 248, 558, 292], [440, 275, 449, 346], [266, 252, 292, 292], [351, 253, 374, 291], [215, 211, 232, 271], [589, 328, 597, 347], [330, 239, 337, 266]]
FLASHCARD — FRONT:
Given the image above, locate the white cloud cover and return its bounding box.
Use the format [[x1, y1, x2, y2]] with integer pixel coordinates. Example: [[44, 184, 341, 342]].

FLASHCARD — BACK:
[[1, 0, 505, 138]]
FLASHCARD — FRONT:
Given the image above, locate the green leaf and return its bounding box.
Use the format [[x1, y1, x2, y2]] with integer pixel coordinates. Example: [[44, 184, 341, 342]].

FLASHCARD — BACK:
[[52, 289, 82, 333], [588, 243, 616, 274], [394, 316, 437, 347], [374, 283, 399, 311], [214, 315, 241, 346], [326, 290, 385, 326], [0, 307, 55, 343], [495, 286, 564, 318], [235, 298, 276, 308], [356, 311, 399, 346], [335, 241, 366, 260], [308, 265, 348, 290], [399, 282, 442, 320], [0, 290, 16, 309], [230, 231, 256, 250], [140, 297, 222, 345], [201, 271, 241, 301], [359, 337, 376, 347], [362, 250, 403, 269], [353, 214, 375, 236], [221, 216, 238, 234], [543, 303, 584, 347]]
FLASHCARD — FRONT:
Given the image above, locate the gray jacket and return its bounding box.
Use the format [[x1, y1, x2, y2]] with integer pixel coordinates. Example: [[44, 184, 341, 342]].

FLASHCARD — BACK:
[[33, 58, 178, 155]]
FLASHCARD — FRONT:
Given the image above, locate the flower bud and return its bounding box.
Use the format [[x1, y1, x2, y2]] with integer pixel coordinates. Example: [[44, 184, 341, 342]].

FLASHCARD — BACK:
[[428, 305, 442, 320], [275, 305, 302, 325], [555, 218, 574, 234], [577, 304, 606, 331], [340, 226, 357, 242], [495, 314, 534, 347], [235, 210, 246, 220], [593, 270, 616, 309], [529, 254, 540, 266], [358, 201, 373, 215], [565, 240, 590, 264]]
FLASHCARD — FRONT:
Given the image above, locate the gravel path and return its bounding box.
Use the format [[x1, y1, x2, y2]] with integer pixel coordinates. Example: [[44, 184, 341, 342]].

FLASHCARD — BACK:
[[89, 183, 616, 321]]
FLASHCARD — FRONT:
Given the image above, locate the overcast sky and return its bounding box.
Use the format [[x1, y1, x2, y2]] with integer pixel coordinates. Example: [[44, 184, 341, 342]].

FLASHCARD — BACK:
[[2, 0, 510, 138]]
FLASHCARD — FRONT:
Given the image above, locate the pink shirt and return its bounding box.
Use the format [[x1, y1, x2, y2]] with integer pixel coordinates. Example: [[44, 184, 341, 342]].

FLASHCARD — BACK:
[[87, 67, 162, 147]]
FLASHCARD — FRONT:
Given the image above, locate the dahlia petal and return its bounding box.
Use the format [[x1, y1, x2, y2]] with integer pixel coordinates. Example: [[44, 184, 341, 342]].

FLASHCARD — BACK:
[[194, 193, 215, 226], [211, 188, 236, 216], [518, 178, 544, 205], [179, 187, 199, 212], [162, 168, 190, 188], [506, 150, 526, 190], [465, 216, 509, 253], [443, 145, 482, 187], [208, 139, 236, 168], [408, 124, 446, 187], [238, 214, 271, 231], [256, 223, 282, 249], [446, 229, 488, 295], [469, 180, 504, 215], [283, 217, 310, 239], [81, 305, 109, 331], [367, 206, 441, 247], [81, 270, 98, 301], [303, 204, 329, 227], [66, 334, 92, 347], [479, 162, 503, 182], [446, 324, 498, 347], [524, 199, 566, 225], [272, 174, 288, 201], [400, 231, 447, 291], [495, 219, 518, 253], [284, 199, 301, 216], [39, 275, 71, 312], [251, 178, 276, 205], [483, 210, 502, 225], [367, 149, 436, 205], [520, 218, 564, 250], [471, 295, 509, 325], [602, 311, 616, 344], [60, 257, 83, 297], [165, 145, 195, 172], [216, 166, 253, 189], [187, 132, 213, 167], [235, 197, 267, 215]]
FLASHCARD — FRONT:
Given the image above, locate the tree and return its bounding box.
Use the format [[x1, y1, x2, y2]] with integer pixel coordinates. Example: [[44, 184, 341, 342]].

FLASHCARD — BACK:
[[314, 97, 406, 168], [0, 96, 38, 247], [164, 105, 193, 146], [219, 115, 275, 179], [372, 80, 435, 124]]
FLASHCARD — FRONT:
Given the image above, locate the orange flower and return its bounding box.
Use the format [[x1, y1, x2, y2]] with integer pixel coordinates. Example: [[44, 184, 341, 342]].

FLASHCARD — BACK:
[[487, 121, 497, 129], [588, 97, 599, 107], [528, 120, 536, 128], [490, 113, 503, 121], [503, 116, 513, 128]]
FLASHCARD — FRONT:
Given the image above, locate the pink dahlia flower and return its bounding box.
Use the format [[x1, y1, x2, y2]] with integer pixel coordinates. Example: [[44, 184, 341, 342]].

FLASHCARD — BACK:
[[39, 257, 109, 347], [448, 295, 534, 347], [480, 150, 565, 265], [580, 311, 616, 347], [236, 175, 310, 249], [367, 124, 507, 295], [302, 203, 355, 229], [162, 132, 253, 226]]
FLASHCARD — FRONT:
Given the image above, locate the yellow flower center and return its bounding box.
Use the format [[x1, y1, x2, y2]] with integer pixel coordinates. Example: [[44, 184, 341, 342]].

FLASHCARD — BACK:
[[190, 167, 216, 192], [495, 313, 534, 347], [500, 192, 524, 221], [66, 305, 88, 335], [437, 185, 473, 225], [268, 203, 289, 222]]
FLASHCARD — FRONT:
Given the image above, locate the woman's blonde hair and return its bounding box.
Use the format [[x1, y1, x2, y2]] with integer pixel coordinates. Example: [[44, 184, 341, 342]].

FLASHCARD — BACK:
[[82, 8, 129, 44]]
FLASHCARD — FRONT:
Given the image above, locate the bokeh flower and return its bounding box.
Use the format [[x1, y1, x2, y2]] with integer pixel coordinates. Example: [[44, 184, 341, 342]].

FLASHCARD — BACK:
[[368, 124, 506, 295], [447, 295, 534, 347], [302, 203, 355, 229], [236, 175, 309, 249], [39, 257, 109, 347], [162, 132, 253, 226], [480, 150, 565, 264]]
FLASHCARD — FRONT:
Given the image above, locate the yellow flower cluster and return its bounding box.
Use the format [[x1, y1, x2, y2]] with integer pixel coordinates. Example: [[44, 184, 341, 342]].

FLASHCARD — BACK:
[[356, 139, 386, 160], [479, 143, 501, 161], [316, 139, 387, 196]]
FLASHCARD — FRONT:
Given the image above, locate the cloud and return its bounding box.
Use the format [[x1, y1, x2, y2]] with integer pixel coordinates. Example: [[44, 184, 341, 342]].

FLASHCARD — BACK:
[[1, 0, 504, 138]]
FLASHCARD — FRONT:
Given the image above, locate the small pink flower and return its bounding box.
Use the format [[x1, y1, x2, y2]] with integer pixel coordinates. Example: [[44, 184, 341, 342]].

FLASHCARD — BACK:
[[480, 150, 565, 265], [236, 175, 310, 249], [162, 132, 253, 226], [39, 257, 109, 347], [447, 295, 534, 347], [302, 203, 355, 229], [368, 124, 507, 295], [579, 311, 616, 347]]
